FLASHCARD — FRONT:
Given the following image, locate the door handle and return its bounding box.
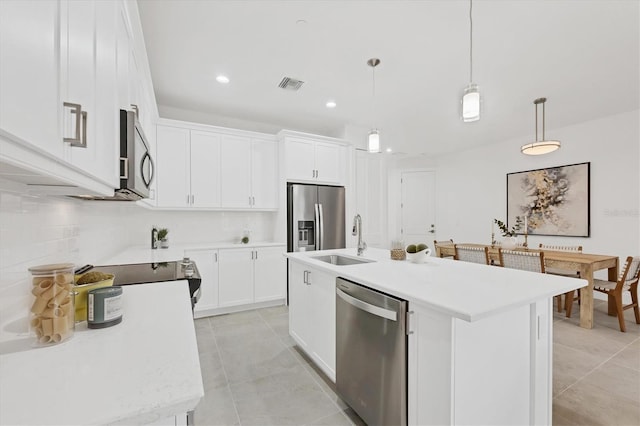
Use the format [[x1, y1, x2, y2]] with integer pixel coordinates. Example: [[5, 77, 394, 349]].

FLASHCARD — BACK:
[[336, 288, 397, 321]]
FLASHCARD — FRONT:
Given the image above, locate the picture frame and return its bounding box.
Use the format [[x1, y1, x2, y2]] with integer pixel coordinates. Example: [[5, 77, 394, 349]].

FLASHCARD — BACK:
[[507, 162, 590, 237]]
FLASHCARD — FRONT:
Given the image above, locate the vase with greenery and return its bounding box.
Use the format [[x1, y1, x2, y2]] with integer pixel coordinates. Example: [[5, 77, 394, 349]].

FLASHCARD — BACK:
[[493, 217, 523, 237], [158, 228, 169, 248]]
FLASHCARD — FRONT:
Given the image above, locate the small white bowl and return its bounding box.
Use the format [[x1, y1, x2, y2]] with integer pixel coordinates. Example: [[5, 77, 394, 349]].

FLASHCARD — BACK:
[[406, 248, 430, 263]]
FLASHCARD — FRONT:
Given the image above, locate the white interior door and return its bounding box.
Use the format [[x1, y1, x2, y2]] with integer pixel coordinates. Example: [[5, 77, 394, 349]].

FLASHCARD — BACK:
[[401, 171, 436, 248]]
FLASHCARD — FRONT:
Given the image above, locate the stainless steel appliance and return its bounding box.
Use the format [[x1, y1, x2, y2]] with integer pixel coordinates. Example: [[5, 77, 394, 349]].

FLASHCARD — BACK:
[[287, 183, 345, 252], [80, 261, 201, 310], [336, 277, 408, 426], [74, 109, 154, 201]]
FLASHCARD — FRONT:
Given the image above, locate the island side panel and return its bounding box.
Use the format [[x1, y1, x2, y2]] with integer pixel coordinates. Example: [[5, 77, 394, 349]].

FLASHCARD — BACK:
[[530, 298, 552, 425], [453, 304, 531, 425], [409, 306, 454, 425]]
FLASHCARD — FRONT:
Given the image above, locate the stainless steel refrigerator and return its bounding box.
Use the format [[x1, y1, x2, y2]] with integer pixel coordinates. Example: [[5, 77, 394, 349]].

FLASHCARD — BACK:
[[287, 183, 345, 252]]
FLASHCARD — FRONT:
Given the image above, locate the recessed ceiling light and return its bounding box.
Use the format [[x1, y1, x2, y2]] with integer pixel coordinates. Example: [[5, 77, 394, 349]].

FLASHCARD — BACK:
[[216, 75, 230, 84], [326, 101, 337, 108], [296, 19, 307, 25], [386, 148, 392, 153]]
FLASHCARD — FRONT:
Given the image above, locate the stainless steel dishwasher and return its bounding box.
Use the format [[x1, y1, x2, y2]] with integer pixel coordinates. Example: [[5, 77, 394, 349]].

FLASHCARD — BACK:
[[336, 277, 408, 426]]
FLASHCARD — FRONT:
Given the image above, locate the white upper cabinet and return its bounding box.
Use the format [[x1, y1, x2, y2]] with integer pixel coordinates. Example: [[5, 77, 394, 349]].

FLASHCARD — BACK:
[[0, 0, 156, 195], [314, 142, 341, 184], [155, 120, 278, 211], [220, 134, 252, 208], [156, 125, 223, 209], [155, 125, 190, 208], [0, 0, 62, 157], [221, 135, 278, 209], [62, 0, 119, 187], [284, 139, 316, 182], [190, 130, 221, 208], [251, 138, 278, 209], [282, 134, 346, 185]]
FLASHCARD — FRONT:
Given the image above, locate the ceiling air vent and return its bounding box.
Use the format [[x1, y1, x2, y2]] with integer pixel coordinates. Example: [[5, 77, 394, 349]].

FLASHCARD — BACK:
[[278, 77, 304, 91]]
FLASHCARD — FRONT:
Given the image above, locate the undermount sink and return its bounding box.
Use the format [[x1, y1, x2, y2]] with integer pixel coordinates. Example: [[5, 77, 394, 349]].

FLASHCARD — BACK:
[[312, 254, 375, 266]]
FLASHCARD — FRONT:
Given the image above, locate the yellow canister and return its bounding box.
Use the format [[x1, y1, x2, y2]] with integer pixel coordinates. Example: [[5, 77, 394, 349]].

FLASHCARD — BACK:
[[73, 273, 114, 322]]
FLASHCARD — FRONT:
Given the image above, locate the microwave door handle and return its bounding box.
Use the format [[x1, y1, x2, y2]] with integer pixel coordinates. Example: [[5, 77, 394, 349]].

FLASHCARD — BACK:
[[141, 151, 154, 188]]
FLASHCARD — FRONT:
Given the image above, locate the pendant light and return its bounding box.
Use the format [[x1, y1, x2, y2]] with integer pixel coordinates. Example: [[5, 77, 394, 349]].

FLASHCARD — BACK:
[[461, 0, 480, 122], [367, 58, 381, 153], [521, 97, 561, 155]]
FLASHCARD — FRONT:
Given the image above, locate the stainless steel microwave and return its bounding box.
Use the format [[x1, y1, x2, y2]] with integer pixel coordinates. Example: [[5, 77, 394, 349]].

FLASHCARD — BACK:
[[117, 109, 154, 200]]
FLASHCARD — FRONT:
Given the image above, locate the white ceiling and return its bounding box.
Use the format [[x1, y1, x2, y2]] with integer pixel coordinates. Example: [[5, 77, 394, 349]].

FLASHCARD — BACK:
[[137, 0, 639, 156]]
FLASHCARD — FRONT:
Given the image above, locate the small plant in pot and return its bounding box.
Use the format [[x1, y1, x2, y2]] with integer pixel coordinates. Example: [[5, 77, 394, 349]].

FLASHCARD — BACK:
[[157, 228, 169, 248]]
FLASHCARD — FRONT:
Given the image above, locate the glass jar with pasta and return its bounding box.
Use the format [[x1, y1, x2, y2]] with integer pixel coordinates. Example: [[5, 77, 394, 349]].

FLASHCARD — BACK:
[[28, 263, 75, 345]]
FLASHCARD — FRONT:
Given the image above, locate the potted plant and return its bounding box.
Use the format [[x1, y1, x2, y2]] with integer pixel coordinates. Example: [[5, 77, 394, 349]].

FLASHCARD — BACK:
[[157, 228, 169, 248]]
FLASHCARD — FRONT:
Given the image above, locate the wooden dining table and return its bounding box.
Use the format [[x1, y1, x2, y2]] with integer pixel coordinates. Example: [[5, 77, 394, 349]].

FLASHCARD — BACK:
[[435, 243, 619, 329]]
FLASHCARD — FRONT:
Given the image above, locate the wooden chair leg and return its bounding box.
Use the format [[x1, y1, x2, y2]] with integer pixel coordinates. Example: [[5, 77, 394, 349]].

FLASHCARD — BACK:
[[557, 295, 563, 312], [631, 287, 640, 324], [565, 290, 574, 318], [613, 293, 626, 332]]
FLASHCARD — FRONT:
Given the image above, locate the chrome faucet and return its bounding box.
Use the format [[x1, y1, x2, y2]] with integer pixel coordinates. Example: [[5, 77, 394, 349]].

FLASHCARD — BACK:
[[151, 227, 159, 249], [352, 214, 367, 256]]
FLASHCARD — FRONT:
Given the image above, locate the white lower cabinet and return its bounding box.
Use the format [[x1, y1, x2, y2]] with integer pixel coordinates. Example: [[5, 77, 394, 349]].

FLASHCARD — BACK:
[[186, 249, 219, 317], [288, 260, 336, 380], [194, 245, 286, 317], [218, 248, 254, 307], [254, 246, 287, 302]]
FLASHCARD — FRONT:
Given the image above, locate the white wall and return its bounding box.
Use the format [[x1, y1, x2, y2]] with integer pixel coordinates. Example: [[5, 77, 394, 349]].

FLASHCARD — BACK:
[[432, 110, 639, 276], [0, 181, 277, 341]]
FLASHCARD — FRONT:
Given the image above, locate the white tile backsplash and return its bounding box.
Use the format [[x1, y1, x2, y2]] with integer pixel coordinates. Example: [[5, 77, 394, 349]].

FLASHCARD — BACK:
[[0, 185, 278, 341]]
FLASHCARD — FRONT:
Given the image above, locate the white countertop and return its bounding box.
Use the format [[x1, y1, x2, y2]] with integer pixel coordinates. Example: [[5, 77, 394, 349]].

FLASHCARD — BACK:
[[100, 242, 286, 265], [286, 247, 586, 322], [0, 281, 204, 425]]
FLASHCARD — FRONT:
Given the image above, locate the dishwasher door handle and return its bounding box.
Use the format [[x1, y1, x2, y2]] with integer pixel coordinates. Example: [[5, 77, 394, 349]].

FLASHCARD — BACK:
[[336, 288, 397, 321]]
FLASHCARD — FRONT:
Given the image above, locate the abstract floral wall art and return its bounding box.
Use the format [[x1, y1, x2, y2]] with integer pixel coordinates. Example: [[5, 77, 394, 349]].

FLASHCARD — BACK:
[[507, 162, 590, 237]]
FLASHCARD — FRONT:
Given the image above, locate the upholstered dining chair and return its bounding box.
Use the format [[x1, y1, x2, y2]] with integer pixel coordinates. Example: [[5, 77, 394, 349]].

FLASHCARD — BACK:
[[498, 249, 545, 273], [433, 239, 454, 258], [539, 244, 583, 316], [592, 256, 640, 332], [454, 244, 490, 265]]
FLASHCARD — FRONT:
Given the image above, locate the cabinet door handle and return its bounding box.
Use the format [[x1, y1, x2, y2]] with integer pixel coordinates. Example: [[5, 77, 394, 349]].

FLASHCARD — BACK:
[[214, 252, 218, 262], [63, 102, 85, 147], [303, 270, 308, 284], [80, 110, 87, 148], [249, 196, 252, 206], [191, 194, 194, 205], [187, 195, 190, 205], [306, 271, 311, 285], [315, 169, 318, 179], [254, 250, 258, 260], [252, 196, 255, 206]]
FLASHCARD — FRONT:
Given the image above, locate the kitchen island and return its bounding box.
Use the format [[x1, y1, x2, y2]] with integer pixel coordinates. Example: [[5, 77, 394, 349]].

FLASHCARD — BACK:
[[286, 247, 585, 426], [0, 281, 203, 425]]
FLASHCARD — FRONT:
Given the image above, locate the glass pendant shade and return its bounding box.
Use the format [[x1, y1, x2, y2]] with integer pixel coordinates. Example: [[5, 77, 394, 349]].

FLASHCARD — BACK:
[[462, 83, 480, 122], [368, 130, 380, 153]]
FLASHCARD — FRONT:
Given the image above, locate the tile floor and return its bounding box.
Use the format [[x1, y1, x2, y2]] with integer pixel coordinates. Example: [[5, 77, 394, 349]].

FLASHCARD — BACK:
[[194, 300, 640, 426]]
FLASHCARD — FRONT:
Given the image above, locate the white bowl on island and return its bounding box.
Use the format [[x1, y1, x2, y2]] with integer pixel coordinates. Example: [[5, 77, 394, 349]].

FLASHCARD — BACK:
[[406, 248, 431, 263]]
